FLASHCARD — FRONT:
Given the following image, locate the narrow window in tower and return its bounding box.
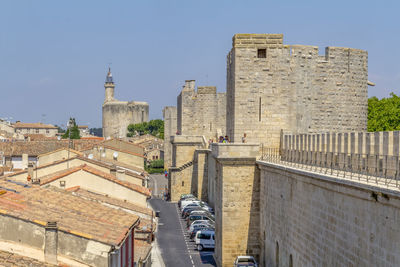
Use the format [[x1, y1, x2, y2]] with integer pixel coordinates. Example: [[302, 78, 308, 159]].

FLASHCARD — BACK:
[[259, 97, 262, 122], [258, 48, 266, 58], [141, 111, 144, 122]]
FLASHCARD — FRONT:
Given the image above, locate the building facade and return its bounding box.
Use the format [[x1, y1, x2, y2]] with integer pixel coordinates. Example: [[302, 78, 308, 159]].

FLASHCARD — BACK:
[[102, 69, 149, 139]]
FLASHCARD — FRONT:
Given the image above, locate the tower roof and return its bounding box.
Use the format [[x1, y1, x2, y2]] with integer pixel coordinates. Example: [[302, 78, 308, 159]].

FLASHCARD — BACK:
[[105, 67, 113, 83]]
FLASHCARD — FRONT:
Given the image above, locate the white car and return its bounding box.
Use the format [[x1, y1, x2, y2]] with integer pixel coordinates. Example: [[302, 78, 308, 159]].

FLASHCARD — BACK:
[[181, 200, 200, 210], [234, 256, 258, 267], [188, 220, 214, 233], [195, 230, 215, 251]]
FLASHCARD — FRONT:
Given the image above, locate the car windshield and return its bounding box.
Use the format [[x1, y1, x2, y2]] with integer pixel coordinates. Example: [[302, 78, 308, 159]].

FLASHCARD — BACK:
[[237, 264, 255, 267]]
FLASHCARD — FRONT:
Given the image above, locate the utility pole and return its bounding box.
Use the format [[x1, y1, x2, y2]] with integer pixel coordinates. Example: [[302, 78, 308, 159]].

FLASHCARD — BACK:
[[67, 118, 73, 169]]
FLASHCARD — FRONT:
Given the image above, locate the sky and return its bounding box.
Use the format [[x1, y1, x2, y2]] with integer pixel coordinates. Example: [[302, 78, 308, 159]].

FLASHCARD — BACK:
[[0, 0, 399, 128]]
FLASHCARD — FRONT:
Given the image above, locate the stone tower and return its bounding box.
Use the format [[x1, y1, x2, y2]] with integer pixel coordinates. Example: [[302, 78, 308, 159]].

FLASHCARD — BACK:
[[102, 68, 149, 139], [226, 34, 368, 147], [104, 68, 115, 102]]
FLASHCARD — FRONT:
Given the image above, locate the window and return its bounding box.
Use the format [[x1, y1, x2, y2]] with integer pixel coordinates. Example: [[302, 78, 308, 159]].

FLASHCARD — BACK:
[[59, 181, 66, 187], [198, 233, 211, 239], [46, 129, 49, 134], [35, 129, 39, 134], [276, 242, 279, 266], [182, 181, 184, 186], [289, 254, 293, 267], [258, 48, 266, 58]]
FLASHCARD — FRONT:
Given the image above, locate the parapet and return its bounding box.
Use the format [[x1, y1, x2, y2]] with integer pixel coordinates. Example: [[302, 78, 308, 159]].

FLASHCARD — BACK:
[[233, 33, 283, 48], [197, 86, 217, 94]]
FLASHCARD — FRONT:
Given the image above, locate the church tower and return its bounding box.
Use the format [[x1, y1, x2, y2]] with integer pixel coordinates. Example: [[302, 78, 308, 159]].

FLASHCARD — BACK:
[[104, 68, 115, 102]]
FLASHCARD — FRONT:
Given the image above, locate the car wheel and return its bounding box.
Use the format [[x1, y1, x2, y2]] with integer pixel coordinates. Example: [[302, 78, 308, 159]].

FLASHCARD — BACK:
[[197, 244, 203, 251]]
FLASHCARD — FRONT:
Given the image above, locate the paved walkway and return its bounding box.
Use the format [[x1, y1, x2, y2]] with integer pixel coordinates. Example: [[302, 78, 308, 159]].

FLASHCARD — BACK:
[[149, 198, 216, 267]]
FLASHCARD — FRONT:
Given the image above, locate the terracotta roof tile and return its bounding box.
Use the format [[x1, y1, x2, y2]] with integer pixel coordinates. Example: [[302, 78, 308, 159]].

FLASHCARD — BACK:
[[0, 139, 103, 157], [134, 239, 152, 263], [0, 180, 139, 246], [14, 122, 58, 129], [40, 164, 151, 196], [0, 250, 56, 267]]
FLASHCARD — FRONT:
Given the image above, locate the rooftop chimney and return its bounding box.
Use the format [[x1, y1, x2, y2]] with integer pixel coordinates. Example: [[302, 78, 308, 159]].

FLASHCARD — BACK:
[[116, 169, 126, 182], [110, 165, 117, 176], [44, 221, 58, 264], [28, 163, 34, 179]]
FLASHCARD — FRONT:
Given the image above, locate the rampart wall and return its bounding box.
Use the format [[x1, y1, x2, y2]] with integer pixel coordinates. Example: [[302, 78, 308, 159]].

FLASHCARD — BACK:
[[177, 80, 226, 141], [227, 34, 368, 147], [258, 161, 400, 267]]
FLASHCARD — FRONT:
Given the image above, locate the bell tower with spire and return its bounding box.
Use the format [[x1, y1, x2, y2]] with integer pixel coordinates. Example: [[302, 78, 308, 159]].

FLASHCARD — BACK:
[[104, 67, 115, 102]]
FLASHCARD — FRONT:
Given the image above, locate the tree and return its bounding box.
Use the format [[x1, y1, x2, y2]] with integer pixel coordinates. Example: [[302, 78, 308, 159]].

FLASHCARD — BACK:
[[368, 93, 400, 132], [62, 118, 81, 139], [127, 119, 164, 139]]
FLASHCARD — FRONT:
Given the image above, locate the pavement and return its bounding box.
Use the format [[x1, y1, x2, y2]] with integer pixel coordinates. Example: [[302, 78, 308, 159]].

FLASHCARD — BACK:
[[148, 174, 216, 267]]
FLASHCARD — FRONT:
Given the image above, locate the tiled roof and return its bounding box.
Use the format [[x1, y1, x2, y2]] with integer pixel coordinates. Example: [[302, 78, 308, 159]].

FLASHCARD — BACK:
[[134, 239, 152, 263], [23, 134, 58, 141], [66, 187, 153, 217], [0, 250, 56, 267], [40, 164, 151, 196], [37, 147, 83, 158], [94, 157, 147, 174], [3, 155, 148, 181], [14, 122, 57, 129], [0, 139, 103, 157], [99, 144, 146, 158], [0, 180, 139, 246], [100, 139, 144, 155]]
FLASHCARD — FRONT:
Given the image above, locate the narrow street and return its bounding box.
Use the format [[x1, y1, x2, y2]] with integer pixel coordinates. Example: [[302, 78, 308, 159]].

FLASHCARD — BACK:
[[148, 174, 216, 267]]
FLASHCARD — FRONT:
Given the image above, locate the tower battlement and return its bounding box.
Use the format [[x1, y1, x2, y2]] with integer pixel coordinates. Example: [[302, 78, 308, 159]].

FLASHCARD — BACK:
[[227, 33, 368, 147]]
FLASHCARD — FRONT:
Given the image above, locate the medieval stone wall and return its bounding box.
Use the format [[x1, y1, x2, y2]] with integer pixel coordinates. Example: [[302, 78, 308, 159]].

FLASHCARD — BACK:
[[258, 161, 400, 267], [227, 34, 368, 147], [177, 80, 226, 141]]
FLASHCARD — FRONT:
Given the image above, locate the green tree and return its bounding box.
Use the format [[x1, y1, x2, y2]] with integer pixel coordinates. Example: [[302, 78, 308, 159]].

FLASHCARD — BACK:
[[368, 93, 400, 132], [62, 118, 81, 139], [127, 119, 164, 139]]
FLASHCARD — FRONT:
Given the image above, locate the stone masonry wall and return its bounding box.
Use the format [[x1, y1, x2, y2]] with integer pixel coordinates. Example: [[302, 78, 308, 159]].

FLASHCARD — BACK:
[[177, 80, 226, 141], [169, 136, 206, 201], [227, 34, 368, 147], [163, 106, 177, 169], [258, 161, 400, 267], [212, 143, 261, 267], [103, 101, 149, 139]]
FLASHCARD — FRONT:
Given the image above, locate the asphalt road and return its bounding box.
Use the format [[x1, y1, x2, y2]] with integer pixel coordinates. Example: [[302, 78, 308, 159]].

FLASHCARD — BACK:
[[148, 174, 216, 267]]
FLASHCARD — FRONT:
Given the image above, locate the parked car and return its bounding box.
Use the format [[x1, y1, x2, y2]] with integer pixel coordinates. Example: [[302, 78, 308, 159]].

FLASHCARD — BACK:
[[189, 220, 215, 231], [234, 256, 258, 267], [180, 199, 200, 210], [178, 194, 195, 208], [195, 230, 215, 251], [181, 202, 201, 211], [188, 210, 214, 220], [188, 220, 215, 233], [182, 206, 203, 218], [190, 226, 215, 239], [187, 214, 214, 227]]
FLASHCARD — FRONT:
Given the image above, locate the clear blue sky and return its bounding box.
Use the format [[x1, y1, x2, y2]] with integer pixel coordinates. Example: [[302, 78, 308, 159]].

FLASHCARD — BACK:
[[1, 0, 399, 128]]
